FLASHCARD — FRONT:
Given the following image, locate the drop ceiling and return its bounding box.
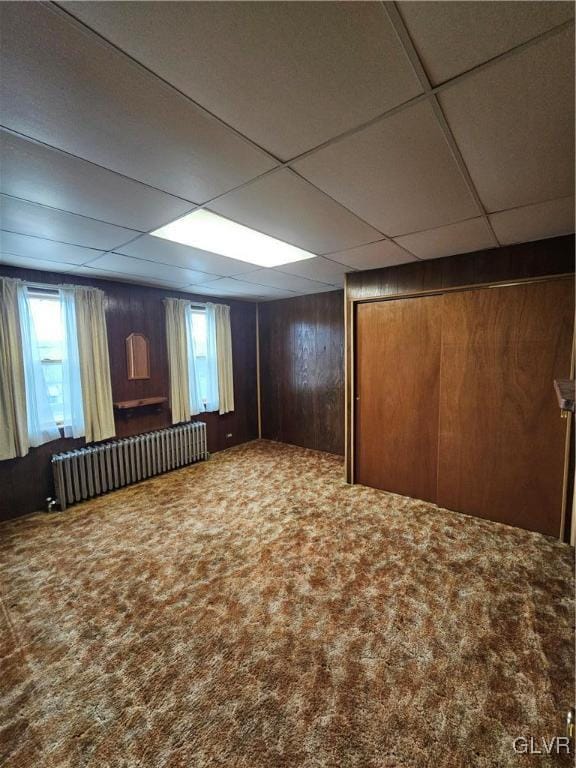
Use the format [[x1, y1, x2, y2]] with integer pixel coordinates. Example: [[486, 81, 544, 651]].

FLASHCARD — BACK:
[[0, 1, 574, 301]]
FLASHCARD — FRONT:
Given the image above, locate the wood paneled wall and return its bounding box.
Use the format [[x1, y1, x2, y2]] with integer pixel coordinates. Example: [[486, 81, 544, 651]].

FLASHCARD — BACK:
[[2, 235, 573, 519], [258, 290, 344, 455], [345, 234, 575, 484], [346, 235, 575, 303], [0, 265, 258, 520]]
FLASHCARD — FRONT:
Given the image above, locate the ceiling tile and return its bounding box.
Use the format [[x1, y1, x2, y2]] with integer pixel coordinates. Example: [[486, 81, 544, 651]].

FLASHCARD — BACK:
[[239, 269, 333, 294], [490, 197, 575, 245], [0, 231, 103, 265], [439, 28, 575, 213], [0, 253, 88, 275], [191, 277, 294, 300], [277, 256, 352, 287], [285, 282, 342, 295], [184, 282, 267, 301], [76, 266, 201, 291], [0, 196, 136, 250], [0, 252, 253, 298], [184, 280, 230, 295], [398, 1, 574, 85], [117, 235, 257, 277], [183, 280, 251, 299], [293, 100, 479, 236], [0, 131, 194, 231], [327, 240, 416, 270], [63, 1, 422, 160], [0, 3, 275, 203], [209, 169, 382, 254], [394, 218, 498, 260], [84, 252, 217, 285]]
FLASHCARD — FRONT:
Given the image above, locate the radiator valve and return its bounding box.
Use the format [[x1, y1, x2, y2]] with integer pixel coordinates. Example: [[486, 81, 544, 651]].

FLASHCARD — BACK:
[[46, 497, 58, 513]]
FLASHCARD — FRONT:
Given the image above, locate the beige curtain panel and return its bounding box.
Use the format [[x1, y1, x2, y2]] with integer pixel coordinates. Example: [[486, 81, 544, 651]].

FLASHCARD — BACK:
[[73, 286, 115, 444], [0, 277, 29, 460], [214, 303, 234, 415], [165, 298, 191, 424]]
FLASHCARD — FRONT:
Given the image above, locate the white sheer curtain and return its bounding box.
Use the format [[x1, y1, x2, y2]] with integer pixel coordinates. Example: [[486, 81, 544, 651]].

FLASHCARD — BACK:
[[17, 284, 61, 447], [186, 305, 219, 414], [202, 304, 220, 413], [60, 287, 85, 438], [212, 303, 234, 415], [185, 307, 203, 415], [0, 277, 28, 460]]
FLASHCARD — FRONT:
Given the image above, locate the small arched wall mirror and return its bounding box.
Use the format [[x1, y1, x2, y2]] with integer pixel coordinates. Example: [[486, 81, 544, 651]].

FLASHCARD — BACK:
[[126, 333, 150, 380]]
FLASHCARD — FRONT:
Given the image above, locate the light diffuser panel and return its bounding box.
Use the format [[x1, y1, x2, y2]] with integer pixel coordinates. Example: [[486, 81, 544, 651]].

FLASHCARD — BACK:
[[150, 209, 316, 268]]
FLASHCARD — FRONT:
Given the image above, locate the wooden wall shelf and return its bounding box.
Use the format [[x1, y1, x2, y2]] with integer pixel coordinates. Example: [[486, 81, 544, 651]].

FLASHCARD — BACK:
[[114, 397, 167, 412]]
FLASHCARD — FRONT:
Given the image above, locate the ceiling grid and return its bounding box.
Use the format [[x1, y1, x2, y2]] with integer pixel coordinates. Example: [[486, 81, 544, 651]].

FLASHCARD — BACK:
[[0, 1, 573, 298], [381, 1, 501, 248]]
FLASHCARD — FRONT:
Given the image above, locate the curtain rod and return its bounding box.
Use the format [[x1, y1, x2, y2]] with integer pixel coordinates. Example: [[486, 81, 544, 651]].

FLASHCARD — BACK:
[[23, 281, 105, 294]]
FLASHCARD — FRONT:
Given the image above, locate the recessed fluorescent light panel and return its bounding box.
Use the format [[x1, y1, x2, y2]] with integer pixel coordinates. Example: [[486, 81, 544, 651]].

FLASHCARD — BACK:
[[150, 209, 316, 268]]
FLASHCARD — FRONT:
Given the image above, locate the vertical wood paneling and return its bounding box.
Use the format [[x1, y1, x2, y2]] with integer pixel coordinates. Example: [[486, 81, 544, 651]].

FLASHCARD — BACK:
[[0, 265, 258, 520], [259, 290, 344, 455], [345, 235, 575, 479], [355, 296, 442, 503], [437, 279, 574, 536]]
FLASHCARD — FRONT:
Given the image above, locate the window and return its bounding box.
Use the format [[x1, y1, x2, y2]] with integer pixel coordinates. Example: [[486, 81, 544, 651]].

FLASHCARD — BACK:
[[27, 289, 66, 425], [186, 305, 219, 414], [18, 283, 85, 445], [190, 308, 209, 408]]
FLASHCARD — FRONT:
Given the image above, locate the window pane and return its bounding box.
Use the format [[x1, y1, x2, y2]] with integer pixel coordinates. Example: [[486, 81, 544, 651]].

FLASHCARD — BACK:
[[191, 310, 208, 406], [191, 310, 207, 356], [42, 360, 65, 425], [28, 294, 65, 425]]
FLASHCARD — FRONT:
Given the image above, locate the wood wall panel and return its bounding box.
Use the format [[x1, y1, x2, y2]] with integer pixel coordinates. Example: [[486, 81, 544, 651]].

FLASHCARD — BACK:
[[355, 296, 442, 502], [346, 235, 575, 480], [437, 279, 574, 537], [259, 290, 344, 455], [0, 265, 258, 520], [347, 236, 575, 303]]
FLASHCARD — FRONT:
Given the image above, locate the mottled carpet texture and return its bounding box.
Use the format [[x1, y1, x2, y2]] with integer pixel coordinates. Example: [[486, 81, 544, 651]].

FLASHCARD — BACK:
[[1, 441, 574, 768]]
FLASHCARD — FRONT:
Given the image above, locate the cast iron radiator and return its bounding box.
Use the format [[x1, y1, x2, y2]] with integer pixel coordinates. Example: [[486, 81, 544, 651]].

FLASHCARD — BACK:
[[51, 421, 208, 511]]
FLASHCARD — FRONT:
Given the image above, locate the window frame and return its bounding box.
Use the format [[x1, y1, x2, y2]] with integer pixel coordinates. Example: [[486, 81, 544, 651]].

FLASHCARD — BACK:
[[189, 305, 210, 412], [187, 303, 220, 414], [26, 285, 67, 429]]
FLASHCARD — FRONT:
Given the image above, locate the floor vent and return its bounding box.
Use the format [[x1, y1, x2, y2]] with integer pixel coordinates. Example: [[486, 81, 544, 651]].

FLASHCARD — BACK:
[[51, 421, 207, 511]]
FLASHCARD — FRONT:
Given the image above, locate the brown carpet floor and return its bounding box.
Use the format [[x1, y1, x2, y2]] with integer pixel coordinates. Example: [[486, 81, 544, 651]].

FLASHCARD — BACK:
[[0, 440, 574, 768]]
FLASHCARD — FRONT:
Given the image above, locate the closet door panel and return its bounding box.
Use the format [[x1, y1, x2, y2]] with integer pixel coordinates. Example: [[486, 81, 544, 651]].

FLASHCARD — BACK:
[[355, 296, 442, 502], [437, 278, 574, 536]]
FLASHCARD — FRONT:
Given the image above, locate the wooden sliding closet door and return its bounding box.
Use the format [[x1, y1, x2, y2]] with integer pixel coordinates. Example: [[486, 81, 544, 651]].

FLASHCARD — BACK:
[[355, 296, 442, 502], [437, 278, 574, 536]]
